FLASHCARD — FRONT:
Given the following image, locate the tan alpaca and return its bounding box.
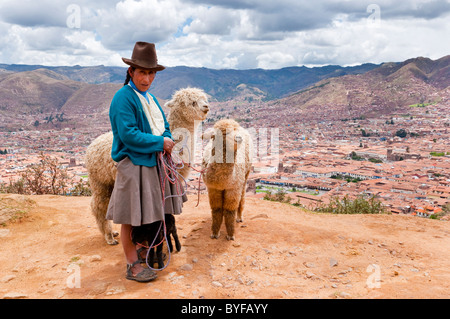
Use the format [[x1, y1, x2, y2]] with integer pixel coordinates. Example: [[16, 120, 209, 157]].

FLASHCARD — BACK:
[[201, 119, 253, 241], [85, 88, 209, 245]]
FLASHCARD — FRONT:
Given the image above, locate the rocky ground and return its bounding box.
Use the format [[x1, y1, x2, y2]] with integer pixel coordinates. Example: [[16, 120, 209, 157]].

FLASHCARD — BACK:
[[0, 193, 449, 299]]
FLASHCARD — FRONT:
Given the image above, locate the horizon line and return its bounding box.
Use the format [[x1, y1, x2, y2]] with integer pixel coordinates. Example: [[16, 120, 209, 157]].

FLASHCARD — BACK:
[[1, 54, 448, 72]]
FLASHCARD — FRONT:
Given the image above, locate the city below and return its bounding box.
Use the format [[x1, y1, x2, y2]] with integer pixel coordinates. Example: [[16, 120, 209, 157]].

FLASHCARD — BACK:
[[0, 95, 448, 219]]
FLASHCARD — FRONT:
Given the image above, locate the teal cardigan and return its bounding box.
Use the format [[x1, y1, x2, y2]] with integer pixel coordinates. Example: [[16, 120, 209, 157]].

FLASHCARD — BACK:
[[109, 84, 172, 167]]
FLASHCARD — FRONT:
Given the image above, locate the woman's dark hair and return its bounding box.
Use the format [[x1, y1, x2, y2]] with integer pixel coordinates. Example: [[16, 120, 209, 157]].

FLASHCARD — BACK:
[[123, 67, 135, 86]]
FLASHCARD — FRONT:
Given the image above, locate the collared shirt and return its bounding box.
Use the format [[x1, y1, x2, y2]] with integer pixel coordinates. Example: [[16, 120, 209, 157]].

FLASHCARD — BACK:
[[128, 82, 165, 136]]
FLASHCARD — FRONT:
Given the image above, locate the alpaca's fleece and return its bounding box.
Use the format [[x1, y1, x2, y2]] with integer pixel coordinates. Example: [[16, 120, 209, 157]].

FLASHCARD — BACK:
[[85, 87, 209, 245], [85, 131, 118, 245], [202, 119, 253, 240], [165, 87, 210, 179]]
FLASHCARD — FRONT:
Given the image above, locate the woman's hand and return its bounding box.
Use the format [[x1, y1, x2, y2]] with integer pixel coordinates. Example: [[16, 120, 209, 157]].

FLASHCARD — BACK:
[[163, 137, 175, 154]]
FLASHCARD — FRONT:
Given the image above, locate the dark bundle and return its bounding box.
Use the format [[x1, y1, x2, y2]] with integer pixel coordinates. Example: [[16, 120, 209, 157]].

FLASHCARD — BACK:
[[131, 214, 182, 269]]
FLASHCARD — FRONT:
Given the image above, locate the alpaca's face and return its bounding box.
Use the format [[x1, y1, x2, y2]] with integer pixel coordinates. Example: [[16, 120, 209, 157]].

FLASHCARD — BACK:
[[207, 122, 244, 163], [189, 94, 210, 121], [165, 88, 210, 122], [223, 127, 242, 153], [207, 127, 241, 152]]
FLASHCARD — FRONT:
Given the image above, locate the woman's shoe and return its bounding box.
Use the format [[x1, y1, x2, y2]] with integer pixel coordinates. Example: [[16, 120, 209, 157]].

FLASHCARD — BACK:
[[125, 260, 157, 282]]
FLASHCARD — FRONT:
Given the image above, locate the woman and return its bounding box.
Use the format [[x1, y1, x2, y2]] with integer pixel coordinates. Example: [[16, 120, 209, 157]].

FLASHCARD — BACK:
[[106, 42, 183, 282]]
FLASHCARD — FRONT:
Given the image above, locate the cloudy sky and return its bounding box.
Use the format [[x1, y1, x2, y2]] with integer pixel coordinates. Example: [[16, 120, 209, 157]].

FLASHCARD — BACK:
[[0, 0, 449, 69]]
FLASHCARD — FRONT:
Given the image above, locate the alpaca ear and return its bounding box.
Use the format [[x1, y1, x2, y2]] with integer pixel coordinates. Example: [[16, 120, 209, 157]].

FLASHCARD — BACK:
[[164, 99, 175, 108]]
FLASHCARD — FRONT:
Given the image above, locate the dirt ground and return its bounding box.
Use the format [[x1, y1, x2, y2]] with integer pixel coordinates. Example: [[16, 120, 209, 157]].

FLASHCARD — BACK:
[[0, 193, 449, 299]]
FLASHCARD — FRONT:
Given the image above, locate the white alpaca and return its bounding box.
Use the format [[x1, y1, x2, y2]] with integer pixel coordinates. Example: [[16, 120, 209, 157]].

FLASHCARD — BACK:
[[85, 88, 210, 245], [165, 87, 210, 179]]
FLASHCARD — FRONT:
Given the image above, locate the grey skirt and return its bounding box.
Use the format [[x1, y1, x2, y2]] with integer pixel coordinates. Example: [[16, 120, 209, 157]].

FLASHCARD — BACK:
[[106, 157, 187, 226]]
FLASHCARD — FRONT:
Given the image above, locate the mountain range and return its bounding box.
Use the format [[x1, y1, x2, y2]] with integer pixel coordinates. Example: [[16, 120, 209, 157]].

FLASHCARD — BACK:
[[273, 55, 450, 121], [0, 62, 379, 101], [0, 55, 448, 130]]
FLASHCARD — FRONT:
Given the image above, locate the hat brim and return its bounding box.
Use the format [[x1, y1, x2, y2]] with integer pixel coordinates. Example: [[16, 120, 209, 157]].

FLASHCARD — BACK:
[[122, 57, 165, 71]]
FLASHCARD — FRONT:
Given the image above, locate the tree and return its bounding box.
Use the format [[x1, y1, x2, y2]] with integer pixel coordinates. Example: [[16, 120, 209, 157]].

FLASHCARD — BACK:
[[1, 154, 91, 196], [263, 190, 292, 204], [350, 151, 363, 161], [395, 128, 407, 138], [20, 153, 70, 195], [56, 112, 65, 122], [361, 129, 370, 137], [45, 114, 54, 124], [314, 195, 387, 215], [369, 158, 383, 163]]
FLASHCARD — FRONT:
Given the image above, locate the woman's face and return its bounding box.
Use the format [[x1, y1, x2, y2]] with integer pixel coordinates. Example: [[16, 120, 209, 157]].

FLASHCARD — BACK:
[[130, 67, 156, 92]]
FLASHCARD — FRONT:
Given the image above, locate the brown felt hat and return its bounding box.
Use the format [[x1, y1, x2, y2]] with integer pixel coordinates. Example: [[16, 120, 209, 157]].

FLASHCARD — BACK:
[[122, 42, 165, 71]]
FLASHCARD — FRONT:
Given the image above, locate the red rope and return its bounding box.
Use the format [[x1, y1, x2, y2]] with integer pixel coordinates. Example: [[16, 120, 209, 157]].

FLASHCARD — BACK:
[[158, 151, 207, 207], [186, 162, 206, 207]]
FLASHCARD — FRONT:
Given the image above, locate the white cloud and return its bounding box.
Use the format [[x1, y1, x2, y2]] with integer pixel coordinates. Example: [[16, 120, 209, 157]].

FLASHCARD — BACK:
[[0, 0, 68, 27], [0, 24, 121, 66], [256, 51, 296, 69], [96, 0, 190, 50], [295, 14, 450, 66], [0, 0, 448, 69], [183, 6, 240, 35]]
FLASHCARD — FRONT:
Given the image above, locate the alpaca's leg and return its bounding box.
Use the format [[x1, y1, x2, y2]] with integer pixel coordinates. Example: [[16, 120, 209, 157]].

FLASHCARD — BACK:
[[149, 247, 156, 267], [91, 185, 118, 245], [223, 188, 241, 240], [208, 188, 223, 239], [171, 228, 182, 251], [211, 208, 223, 239], [173, 232, 182, 251], [224, 209, 236, 241], [237, 173, 250, 223], [166, 233, 174, 252], [236, 197, 244, 223], [156, 243, 164, 269], [236, 188, 246, 223]]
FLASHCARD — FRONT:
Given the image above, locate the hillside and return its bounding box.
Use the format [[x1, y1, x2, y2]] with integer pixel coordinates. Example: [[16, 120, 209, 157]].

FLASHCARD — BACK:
[[0, 194, 449, 299], [0, 69, 86, 116], [0, 64, 126, 85], [0, 68, 121, 131], [273, 55, 449, 121], [0, 55, 447, 131]]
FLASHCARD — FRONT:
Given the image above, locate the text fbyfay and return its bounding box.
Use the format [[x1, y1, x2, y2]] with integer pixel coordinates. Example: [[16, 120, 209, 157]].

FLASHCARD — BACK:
[[181, 303, 268, 316]]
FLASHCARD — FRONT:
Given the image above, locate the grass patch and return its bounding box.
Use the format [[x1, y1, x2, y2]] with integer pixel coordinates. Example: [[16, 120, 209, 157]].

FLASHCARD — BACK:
[[409, 102, 434, 107], [0, 196, 36, 226], [263, 191, 388, 215], [430, 152, 448, 157]]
